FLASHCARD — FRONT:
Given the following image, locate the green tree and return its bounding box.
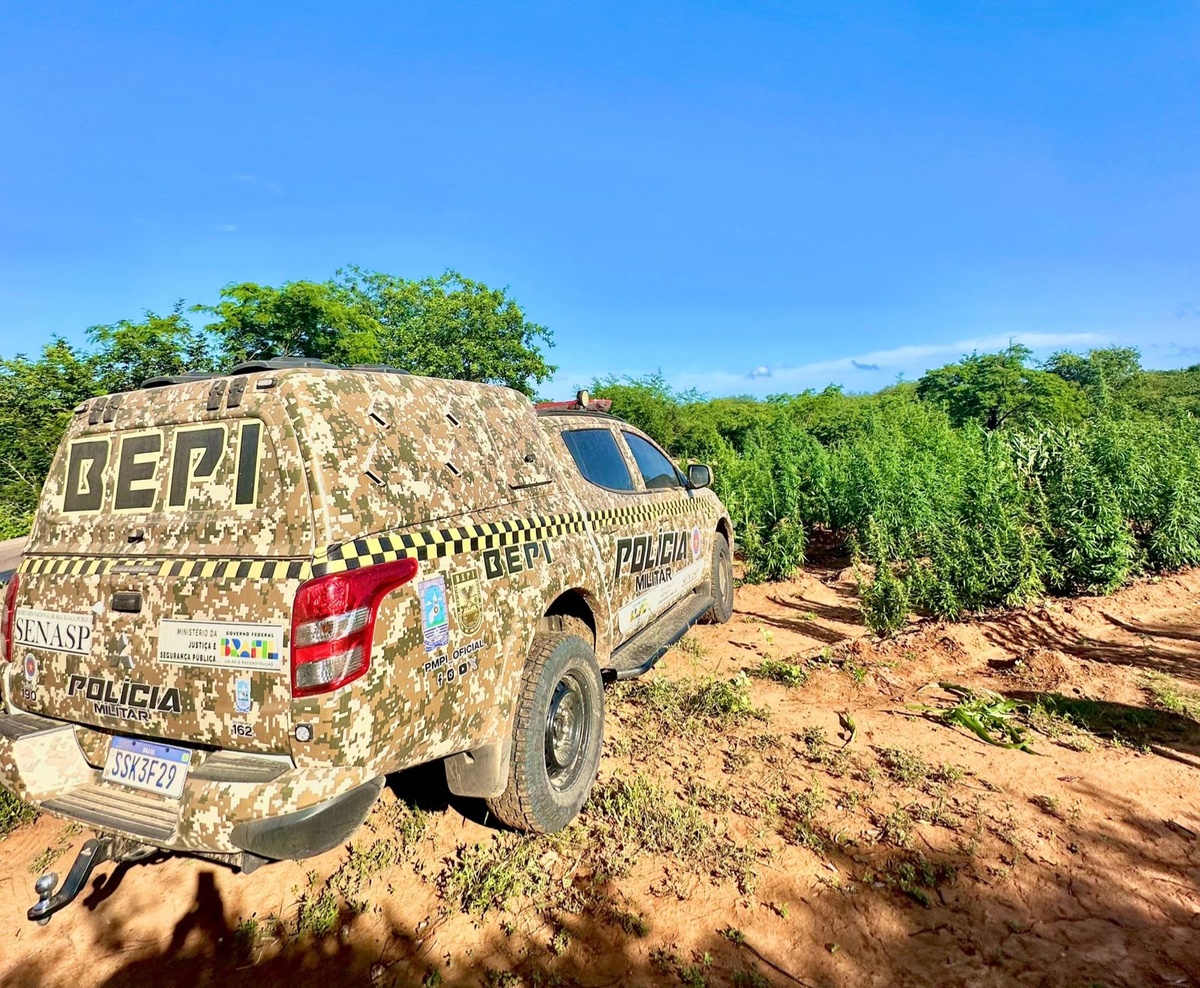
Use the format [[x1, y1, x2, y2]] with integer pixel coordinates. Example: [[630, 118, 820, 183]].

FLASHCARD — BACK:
[[88, 303, 213, 393], [334, 268, 556, 394], [1043, 346, 1144, 413], [197, 280, 383, 368], [197, 270, 556, 396], [0, 340, 99, 534], [916, 343, 1085, 429]]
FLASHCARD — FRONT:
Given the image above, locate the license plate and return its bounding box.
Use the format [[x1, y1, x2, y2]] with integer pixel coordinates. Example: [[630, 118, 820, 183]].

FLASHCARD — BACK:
[[102, 737, 191, 799]]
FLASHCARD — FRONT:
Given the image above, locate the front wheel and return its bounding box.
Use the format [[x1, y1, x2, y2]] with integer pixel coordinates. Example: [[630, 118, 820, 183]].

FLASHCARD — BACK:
[[701, 532, 734, 624], [486, 629, 604, 833]]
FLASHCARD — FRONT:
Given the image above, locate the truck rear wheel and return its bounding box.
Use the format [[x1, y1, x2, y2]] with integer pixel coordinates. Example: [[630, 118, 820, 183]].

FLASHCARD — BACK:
[[701, 532, 734, 624], [486, 627, 604, 833]]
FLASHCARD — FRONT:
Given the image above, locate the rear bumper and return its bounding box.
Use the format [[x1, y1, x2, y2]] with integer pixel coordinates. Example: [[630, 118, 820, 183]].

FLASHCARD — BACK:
[[0, 708, 381, 859]]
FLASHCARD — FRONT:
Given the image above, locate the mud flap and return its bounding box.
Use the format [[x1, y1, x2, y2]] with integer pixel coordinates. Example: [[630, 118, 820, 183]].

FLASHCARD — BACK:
[[444, 738, 512, 799]]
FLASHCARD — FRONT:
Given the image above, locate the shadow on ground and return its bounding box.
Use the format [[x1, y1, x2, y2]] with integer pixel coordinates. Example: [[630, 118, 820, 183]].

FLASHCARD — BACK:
[[6, 783, 1199, 988], [982, 609, 1200, 683]]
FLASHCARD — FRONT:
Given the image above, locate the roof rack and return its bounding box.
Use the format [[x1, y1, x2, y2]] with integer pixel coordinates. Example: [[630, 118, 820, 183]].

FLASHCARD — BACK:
[[141, 372, 222, 388], [228, 357, 338, 374], [139, 359, 411, 391], [535, 389, 613, 414], [350, 364, 409, 375]]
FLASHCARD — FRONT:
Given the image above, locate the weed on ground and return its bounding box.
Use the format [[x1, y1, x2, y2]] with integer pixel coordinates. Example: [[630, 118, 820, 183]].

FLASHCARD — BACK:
[[0, 789, 36, 840]]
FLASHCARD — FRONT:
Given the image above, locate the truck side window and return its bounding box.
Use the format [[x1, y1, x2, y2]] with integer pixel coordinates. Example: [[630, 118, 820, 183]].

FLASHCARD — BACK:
[[623, 433, 683, 490], [561, 429, 635, 491]]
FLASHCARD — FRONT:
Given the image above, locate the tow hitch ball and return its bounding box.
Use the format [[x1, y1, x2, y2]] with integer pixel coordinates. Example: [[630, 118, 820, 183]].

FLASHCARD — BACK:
[[28, 837, 114, 925]]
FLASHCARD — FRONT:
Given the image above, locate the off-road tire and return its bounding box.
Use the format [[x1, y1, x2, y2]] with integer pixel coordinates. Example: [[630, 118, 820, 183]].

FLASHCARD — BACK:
[[701, 532, 734, 624], [486, 629, 604, 833]]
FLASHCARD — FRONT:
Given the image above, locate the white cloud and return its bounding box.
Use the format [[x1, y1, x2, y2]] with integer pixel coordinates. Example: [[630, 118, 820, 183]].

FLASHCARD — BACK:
[[551, 330, 1111, 400], [215, 223, 239, 233], [670, 331, 1106, 395]]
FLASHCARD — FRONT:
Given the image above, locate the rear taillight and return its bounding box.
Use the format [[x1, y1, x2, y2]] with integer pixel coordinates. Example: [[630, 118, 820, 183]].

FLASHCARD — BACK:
[[1, 574, 19, 663], [290, 558, 419, 696]]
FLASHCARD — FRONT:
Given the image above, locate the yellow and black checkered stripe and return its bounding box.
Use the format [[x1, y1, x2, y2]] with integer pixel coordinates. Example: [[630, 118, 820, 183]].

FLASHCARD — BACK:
[[20, 496, 707, 581], [19, 555, 311, 581], [311, 512, 592, 575], [313, 498, 704, 575]]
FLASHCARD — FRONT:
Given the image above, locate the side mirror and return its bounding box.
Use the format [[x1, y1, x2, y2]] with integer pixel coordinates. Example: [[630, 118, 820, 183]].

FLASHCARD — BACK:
[[687, 463, 712, 489]]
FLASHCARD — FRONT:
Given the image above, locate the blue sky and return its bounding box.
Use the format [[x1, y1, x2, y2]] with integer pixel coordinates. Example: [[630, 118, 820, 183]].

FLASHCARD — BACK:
[[1, 1, 1197, 397]]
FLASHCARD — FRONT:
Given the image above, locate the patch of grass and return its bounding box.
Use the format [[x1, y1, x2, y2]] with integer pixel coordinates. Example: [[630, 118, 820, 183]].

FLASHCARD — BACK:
[[295, 872, 341, 938], [610, 906, 650, 937], [549, 925, 571, 956], [1142, 672, 1200, 722], [753, 657, 808, 688], [330, 838, 402, 908], [299, 798, 432, 918], [928, 763, 965, 787], [587, 774, 711, 864], [0, 788, 36, 840], [788, 782, 830, 851], [672, 635, 707, 660], [438, 833, 550, 917], [682, 779, 734, 813], [28, 822, 83, 875], [875, 747, 930, 787], [619, 673, 768, 731], [732, 969, 770, 988], [710, 836, 766, 896], [29, 846, 64, 876], [1030, 794, 1060, 817], [869, 853, 957, 908], [720, 926, 747, 945], [234, 915, 278, 958], [835, 788, 862, 812], [875, 804, 915, 848], [1029, 692, 1164, 748]]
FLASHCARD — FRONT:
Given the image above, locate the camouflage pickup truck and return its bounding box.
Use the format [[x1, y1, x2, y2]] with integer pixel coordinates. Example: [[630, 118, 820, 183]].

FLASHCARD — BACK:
[[0, 359, 733, 922]]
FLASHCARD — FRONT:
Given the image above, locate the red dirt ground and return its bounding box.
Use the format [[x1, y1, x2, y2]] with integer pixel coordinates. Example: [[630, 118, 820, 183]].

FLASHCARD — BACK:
[[2, 568, 1199, 988]]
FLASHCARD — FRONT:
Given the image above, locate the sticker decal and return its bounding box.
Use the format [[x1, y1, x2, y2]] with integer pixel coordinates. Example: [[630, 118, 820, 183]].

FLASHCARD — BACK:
[[617, 559, 706, 635], [23, 653, 37, 683], [62, 437, 111, 514], [483, 539, 553, 580], [423, 651, 481, 690], [234, 678, 252, 714], [157, 620, 283, 672], [450, 568, 483, 635], [419, 576, 450, 652], [67, 674, 182, 722], [452, 638, 486, 663], [61, 422, 262, 514], [13, 607, 95, 656], [614, 530, 691, 580], [691, 526, 703, 559]]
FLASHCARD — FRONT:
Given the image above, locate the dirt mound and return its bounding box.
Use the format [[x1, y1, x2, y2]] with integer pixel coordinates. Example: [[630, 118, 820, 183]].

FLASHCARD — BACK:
[[3, 566, 1200, 988]]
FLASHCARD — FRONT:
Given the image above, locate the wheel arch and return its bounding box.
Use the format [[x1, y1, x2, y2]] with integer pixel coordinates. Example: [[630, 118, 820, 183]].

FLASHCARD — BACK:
[[716, 515, 734, 556], [540, 588, 600, 648]]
